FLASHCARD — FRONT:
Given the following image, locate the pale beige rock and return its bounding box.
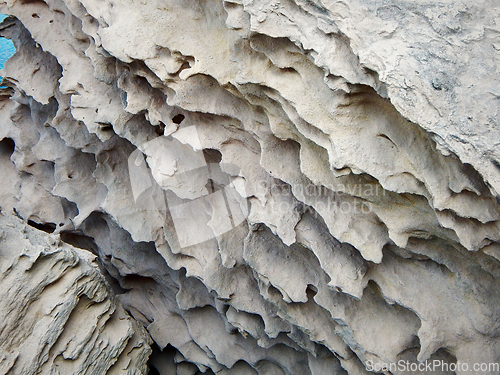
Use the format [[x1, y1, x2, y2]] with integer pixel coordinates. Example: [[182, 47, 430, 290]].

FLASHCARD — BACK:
[[0, 0, 500, 374], [0, 213, 151, 375]]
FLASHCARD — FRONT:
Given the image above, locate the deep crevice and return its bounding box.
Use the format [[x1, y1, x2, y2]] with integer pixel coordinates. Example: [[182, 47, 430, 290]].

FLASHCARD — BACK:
[[172, 114, 185, 124], [59, 231, 98, 254], [27, 219, 56, 233]]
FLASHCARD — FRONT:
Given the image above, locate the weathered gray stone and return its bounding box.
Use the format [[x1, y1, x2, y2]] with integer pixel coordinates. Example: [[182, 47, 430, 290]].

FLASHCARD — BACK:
[[0, 213, 151, 374], [0, 0, 500, 374]]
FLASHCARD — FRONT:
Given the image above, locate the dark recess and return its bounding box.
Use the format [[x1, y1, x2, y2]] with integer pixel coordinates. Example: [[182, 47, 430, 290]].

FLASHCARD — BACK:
[[0, 138, 15, 156], [27, 220, 56, 233], [203, 148, 222, 163], [172, 114, 185, 124]]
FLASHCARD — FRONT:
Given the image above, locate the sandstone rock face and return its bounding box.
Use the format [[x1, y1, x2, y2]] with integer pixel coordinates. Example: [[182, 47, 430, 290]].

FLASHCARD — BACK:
[[0, 213, 152, 374], [0, 0, 499, 374]]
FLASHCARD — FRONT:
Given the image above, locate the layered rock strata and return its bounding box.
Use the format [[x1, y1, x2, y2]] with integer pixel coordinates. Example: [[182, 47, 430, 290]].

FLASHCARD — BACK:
[[0, 0, 500, 374], [0, 213, 152, 374]]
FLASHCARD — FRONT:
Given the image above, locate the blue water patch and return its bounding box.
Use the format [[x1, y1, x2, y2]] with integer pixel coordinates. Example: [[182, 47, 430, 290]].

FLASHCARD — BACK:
[[0, 38, 15, 69], [0, 13, 16, 84]]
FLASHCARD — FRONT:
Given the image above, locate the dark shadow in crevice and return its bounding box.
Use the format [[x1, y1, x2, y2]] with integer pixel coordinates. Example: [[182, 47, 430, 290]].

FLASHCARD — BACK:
[[153, 121, 165, 136], [27, 219, 56, 233], [203, 148, 222, 163], [172, 113, 185, 124], [59, 231, 98, 254], [306, 284, 318, 300], [59, 229, 127, 295], [0, 138, 15, 156]]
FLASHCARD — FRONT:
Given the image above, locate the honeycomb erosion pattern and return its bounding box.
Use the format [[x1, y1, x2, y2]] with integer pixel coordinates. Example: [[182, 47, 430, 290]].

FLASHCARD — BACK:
[[1, 0, 500, 374]]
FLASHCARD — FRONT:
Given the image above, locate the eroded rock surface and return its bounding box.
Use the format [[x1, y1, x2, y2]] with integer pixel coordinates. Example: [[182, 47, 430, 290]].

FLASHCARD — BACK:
[[0, 213, 151, 374], [0, 0, 499, 374]]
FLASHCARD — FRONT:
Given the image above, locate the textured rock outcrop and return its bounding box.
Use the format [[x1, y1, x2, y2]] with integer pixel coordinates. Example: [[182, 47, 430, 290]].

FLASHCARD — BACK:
[[0, 0, 500, 374], [0, 213, 151, 374]]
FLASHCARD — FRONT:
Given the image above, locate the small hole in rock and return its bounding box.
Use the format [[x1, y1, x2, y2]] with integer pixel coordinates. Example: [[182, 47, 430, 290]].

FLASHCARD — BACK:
[[306, 284, 318, 299], [172, 114, 185, 124], [27, 220, 56, 233], [0, 138, 15, 156], [32, 13, 39, 18], [153, 122, 165, 136]]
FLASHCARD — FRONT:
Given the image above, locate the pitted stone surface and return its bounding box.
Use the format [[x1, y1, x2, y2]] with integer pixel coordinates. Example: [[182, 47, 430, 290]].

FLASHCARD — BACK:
[[0, 1, 500, 374]]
